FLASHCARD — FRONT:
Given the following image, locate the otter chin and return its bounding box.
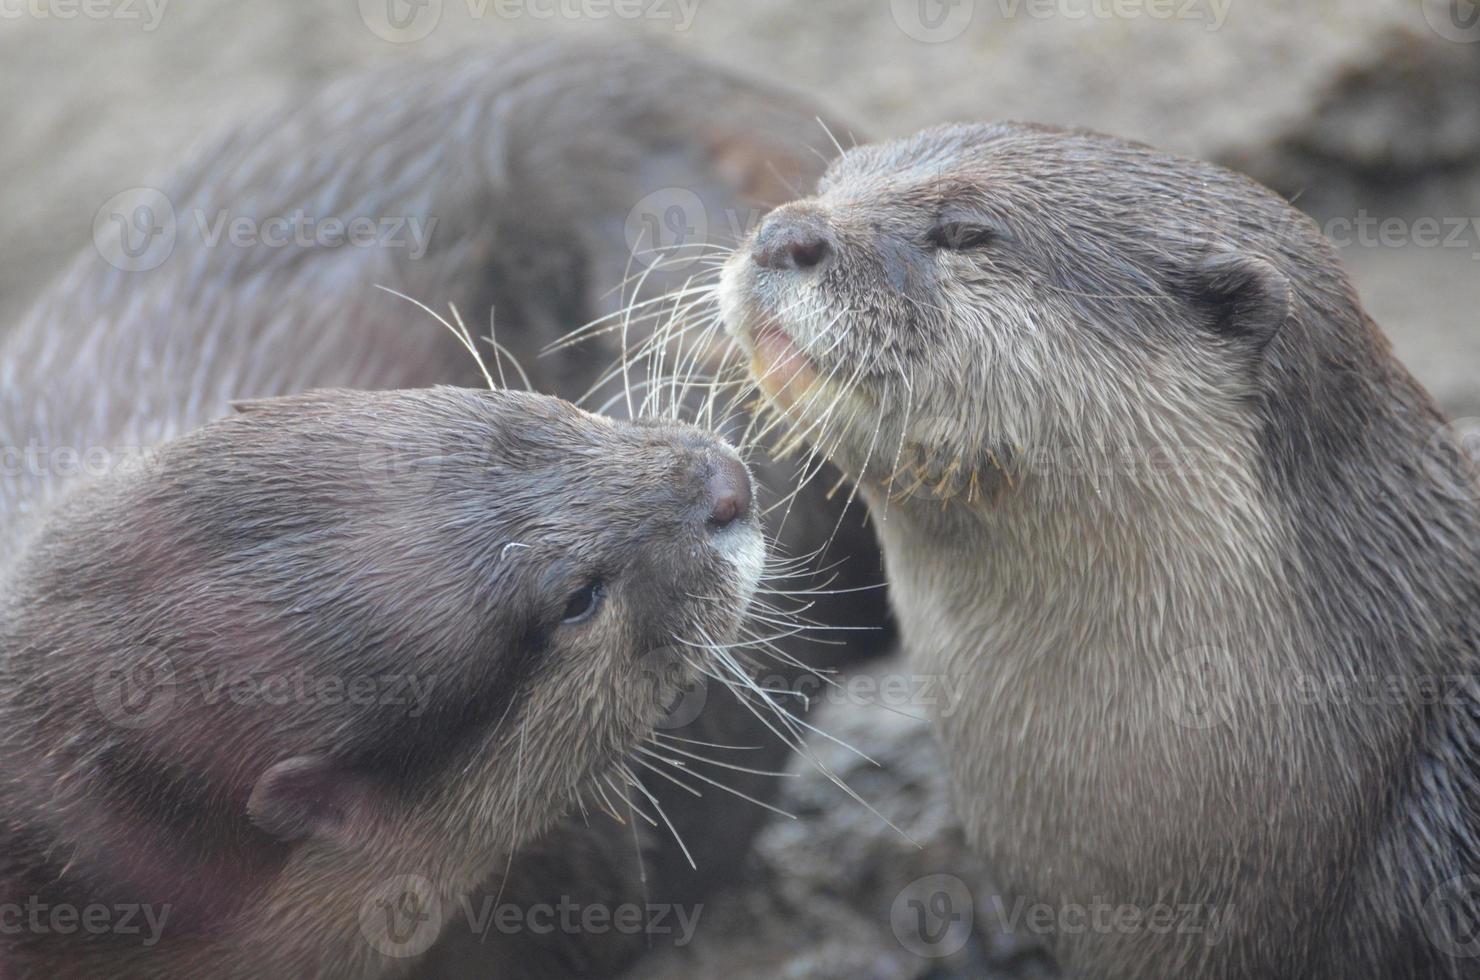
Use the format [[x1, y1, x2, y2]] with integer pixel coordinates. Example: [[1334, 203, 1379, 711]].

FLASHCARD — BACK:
[[721, 121, 1480, 980]]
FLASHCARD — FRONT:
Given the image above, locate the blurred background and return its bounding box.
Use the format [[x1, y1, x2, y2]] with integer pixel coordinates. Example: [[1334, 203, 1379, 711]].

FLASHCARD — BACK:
[[3, 2, 1477, 976], [3, 0, 1478, 417]]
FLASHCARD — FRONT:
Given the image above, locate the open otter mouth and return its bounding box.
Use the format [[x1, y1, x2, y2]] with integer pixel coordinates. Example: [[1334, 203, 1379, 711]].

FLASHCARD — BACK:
[[747, 320, 821, 410]]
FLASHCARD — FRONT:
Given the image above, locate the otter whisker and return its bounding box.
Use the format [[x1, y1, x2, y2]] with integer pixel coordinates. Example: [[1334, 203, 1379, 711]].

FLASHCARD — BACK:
[[374, 285, 497, 391], [630, 753, 703, 798], [651, 733, 765, 752], [617, 762, 696, 871], [636, 746, 797, 820]]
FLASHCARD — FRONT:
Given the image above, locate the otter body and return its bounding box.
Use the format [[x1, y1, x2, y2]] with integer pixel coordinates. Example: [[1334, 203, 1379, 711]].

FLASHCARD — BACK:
[[0, 41, 885, 978], [723, 122, 1480, 978]]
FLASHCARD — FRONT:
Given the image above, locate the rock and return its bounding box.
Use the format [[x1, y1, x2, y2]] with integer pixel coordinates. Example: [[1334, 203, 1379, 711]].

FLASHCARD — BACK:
[[623, 671, 1058, 979]]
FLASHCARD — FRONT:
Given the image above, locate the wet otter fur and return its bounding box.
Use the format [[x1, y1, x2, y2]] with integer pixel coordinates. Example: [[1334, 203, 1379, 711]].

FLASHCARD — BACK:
[[722, 121, 1480, 979], [0, 39, 889, 979]]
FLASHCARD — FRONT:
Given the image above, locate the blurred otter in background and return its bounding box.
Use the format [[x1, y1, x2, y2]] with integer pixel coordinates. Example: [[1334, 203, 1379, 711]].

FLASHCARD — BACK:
[[0, 40, 890, 978]]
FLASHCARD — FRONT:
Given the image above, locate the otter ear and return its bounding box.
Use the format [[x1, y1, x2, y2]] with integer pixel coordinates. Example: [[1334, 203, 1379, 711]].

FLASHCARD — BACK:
[[248, 755, 371, 844], [1181, 252, 1291, 353]]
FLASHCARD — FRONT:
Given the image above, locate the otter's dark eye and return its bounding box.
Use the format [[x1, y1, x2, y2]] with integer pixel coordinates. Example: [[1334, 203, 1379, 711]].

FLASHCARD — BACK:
[[929, 221, 1000, 251], [561, 580, 605, 625]]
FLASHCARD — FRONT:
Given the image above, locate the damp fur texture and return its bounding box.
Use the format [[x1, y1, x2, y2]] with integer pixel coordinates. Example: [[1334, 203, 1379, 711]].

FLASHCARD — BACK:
[[0, 40, 885, 980], [722, 121, 1480, 979]]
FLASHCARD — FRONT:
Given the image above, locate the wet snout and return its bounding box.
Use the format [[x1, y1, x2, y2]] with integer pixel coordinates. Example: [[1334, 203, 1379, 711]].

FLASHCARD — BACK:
[[751, 205, 834, 271], [705, 451, 753, 531]]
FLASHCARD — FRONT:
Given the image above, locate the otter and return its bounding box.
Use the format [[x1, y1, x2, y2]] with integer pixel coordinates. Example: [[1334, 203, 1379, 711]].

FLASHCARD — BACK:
[[0, 386, 763, 979], [0, 39, 888, 978], [720, 121, 1480, 979]]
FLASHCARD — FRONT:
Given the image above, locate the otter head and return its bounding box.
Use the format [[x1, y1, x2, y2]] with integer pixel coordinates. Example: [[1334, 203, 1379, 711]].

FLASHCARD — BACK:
[[719, 122, 1340, 521], [0, 386, 762, 974]]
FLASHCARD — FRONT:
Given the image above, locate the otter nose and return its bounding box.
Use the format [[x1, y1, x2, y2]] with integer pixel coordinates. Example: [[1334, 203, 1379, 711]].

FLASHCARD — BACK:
[[705, 453, 753, 531], [752, 213, 831, 271]]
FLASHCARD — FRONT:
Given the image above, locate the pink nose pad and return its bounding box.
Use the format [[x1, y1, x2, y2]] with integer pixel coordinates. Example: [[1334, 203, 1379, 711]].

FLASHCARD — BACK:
[[706, 453, 753, 530]]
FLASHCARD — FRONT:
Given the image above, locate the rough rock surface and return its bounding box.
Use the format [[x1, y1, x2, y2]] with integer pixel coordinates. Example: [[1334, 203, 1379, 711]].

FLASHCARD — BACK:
[[621, 676, 1060, 980]]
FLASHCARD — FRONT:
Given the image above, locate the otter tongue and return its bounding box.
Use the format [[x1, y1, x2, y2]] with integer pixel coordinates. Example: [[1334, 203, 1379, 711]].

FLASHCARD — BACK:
[[752, 328, 818, 409]]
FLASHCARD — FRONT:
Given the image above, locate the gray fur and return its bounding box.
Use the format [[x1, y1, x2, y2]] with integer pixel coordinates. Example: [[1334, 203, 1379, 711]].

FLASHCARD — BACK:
[[0, 386, 763, 979], [0, 40, 888, 979], [721, 121, 1480, 979]]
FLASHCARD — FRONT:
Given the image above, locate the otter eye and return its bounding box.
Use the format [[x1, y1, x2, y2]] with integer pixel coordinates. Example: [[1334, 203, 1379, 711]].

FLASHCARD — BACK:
[[928, 221, 1000, 251], [561, 580, 605, 625]]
